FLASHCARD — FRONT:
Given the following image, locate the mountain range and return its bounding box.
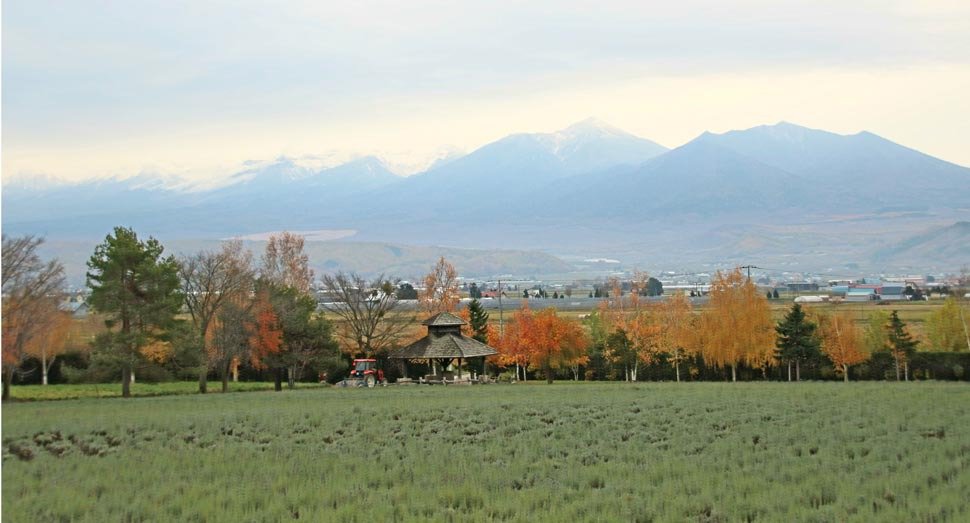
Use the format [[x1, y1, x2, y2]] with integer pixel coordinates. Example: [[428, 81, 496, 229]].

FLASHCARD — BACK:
[[3, 118, 969, 280]]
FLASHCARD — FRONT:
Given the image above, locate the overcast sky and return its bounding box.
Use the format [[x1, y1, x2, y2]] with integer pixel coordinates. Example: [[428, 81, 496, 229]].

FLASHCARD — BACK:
[[3, 0, 969, 182]]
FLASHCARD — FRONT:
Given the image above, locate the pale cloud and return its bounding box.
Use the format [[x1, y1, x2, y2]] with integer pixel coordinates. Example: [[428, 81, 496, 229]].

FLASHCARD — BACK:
[[3, 1, 969, 182]]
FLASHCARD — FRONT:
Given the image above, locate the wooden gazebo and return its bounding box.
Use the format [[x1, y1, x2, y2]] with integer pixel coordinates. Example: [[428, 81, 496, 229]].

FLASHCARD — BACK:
[[387, 312, 499, 379]]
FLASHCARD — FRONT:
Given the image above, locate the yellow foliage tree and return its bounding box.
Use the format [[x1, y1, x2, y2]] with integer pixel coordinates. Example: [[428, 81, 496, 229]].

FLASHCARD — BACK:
[[925, 297, 970, 352], [698, 268, 775, 381], [655, 294, 696, 382], [816, 311, 868, 382]]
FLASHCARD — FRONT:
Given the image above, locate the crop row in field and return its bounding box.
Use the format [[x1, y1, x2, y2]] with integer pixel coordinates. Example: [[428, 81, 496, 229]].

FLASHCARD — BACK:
[[3, 382, 969, 522]]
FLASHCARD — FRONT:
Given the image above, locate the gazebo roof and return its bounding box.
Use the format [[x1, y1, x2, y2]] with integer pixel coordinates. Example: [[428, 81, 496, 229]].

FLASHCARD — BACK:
[[422, 312, 467, 327], [387, 333, 499, 359]]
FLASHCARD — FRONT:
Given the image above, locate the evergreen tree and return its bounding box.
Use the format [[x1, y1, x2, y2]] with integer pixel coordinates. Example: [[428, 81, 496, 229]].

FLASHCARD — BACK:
[[886, 310, 919, 381], [86, 227, 182, 397], [396, 282, 418, 300], [773, 289, 780, 299], [774, 303, 820, 381], [466, 299, 490, 344], [469, 283, 482, 299], [269, 284, 340, 389], [646, 277, 664, 296]]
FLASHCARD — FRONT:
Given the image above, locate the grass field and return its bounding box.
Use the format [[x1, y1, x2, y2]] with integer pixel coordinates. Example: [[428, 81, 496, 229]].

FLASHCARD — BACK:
[[3, 382, 968, 521]]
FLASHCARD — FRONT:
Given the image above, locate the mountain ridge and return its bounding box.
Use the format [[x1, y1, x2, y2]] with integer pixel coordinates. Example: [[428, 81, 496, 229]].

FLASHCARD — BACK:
[[4, 119, 969, 273]]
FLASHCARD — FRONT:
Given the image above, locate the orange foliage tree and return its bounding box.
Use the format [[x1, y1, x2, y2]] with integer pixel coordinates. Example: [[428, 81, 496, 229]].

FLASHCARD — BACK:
[[496, 301, 535, 381], [616, 308, 661, 382], [249, 290, 283, 388], [816, 311, 868, 382], [697, 268, 775, 381], [655, 294, 696, 382], [596, 275, 661, 382], [533, 309, 589, 383], [421, 256, 460, 315], [496, 303, 588, 383]]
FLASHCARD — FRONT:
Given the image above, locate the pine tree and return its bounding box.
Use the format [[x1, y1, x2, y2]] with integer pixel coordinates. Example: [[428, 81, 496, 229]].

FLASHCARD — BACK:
[[886, 310, 918, 381], [775, 303, 820, 381], [466, 299, 490, 344], [86, 227, 182, 397]]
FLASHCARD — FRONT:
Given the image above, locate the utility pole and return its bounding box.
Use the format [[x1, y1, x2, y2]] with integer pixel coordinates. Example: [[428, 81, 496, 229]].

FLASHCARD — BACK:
[[739, 265, 759, 281], [497, 279, 504, 335]]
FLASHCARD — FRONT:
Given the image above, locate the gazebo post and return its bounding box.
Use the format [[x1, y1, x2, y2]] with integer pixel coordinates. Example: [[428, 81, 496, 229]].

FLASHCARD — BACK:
[[458, 358, 463, 379]]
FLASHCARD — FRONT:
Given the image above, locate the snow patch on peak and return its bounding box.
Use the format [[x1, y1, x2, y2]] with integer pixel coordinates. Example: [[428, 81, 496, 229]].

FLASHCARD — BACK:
[[289, 152, 360, 172], [560, 117, 629, 139], [379, 145, 466, 175], [2, 171, 68, 191]]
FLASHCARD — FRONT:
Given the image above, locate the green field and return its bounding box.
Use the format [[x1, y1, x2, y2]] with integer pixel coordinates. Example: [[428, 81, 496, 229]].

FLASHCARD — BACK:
[[3, 383, 969, 521]]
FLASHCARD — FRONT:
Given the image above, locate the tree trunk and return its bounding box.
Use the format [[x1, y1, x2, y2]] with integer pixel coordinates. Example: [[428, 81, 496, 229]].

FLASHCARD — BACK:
[[287, 366, 296, 389], [222, 361, 230, 392], [2, 366, 13, 402], [904, 362, 909, 382], [787, 361, 792, 382], [731, 365, 737, 382], [892, 350, 901, 381], [843, 364, 850, 383], [121, 364, 132, 398], [199, 367, 208, 394], [274, 368, 283, 391], [796, 360, 801, 382], [41, 349, 49, 385], [545, 360, 553, 384], [675, 360, 681, 382]]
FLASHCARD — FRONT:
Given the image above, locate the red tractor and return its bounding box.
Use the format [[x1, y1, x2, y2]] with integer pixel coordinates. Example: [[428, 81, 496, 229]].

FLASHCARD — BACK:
[[342, 359, 385, 387]]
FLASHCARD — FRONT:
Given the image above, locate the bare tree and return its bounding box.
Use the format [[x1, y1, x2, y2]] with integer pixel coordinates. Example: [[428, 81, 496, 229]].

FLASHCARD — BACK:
[[262, 232, 313, 294], [320, 272, 412, 357], [2, 235, 66, 400], [179, 240, 254, 393]]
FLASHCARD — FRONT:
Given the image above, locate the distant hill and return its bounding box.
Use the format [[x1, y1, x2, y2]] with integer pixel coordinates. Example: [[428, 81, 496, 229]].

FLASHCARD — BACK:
[[872, 221, 970, 269], [37, 238, 576, 286]]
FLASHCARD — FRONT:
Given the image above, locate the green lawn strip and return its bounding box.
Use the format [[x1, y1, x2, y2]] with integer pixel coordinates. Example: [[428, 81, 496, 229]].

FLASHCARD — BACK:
[[7, 381, 328, 401]]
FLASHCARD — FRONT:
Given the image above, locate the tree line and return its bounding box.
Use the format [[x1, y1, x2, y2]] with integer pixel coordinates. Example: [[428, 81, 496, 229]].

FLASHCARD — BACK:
[[4, 232, 970, 399], [483, 268, 969, 383]]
